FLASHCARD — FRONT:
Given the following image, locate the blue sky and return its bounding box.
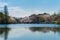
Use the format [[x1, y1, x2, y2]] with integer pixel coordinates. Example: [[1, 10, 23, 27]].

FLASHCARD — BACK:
[[0, 0, 60, 17]]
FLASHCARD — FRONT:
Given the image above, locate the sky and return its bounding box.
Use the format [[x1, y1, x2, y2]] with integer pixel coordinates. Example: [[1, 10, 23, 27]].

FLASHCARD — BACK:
[[0, 0, 60, 17]]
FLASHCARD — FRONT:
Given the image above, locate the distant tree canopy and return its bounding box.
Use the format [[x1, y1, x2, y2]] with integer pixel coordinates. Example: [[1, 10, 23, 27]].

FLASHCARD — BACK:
[[30, 14, 36, 16], [55, 15, 60, 24], [0, 11, 60, 24], [39, 17, 46, 22], [0, 12, 10, 24]]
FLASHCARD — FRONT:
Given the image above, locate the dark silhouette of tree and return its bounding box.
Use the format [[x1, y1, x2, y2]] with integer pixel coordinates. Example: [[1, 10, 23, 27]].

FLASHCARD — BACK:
[[0, 27, 10, 40], [4, 27, 10, 40], [4, 5, 9, 24]]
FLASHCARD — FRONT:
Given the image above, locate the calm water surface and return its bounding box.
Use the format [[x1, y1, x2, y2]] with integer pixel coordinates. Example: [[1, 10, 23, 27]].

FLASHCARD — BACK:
[[0, 24, 60, 40], [0, 24, 60, 28]]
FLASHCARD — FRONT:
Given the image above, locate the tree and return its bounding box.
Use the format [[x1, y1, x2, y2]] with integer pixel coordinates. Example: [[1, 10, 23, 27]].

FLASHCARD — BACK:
[[55, 15, 60, 24], [4, 5, 9, 24], [39, 17, 46, 23]]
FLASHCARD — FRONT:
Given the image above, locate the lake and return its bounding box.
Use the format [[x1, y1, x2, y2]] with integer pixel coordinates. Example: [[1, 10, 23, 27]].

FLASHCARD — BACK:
[[0, 24, 60, 28], [0, 24, 60, 40]]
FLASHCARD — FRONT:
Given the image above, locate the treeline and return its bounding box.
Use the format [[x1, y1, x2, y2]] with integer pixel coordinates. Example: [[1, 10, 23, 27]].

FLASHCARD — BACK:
[[0, 12, 17, 24], [0, 12, 60, 24], [19, 13, 60, 24]]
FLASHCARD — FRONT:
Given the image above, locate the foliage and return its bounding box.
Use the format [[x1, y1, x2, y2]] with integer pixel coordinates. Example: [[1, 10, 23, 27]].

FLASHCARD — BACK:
[[39, 17, 46, 22], [0, 12, 10, 24], [55, 15, 60, 24]]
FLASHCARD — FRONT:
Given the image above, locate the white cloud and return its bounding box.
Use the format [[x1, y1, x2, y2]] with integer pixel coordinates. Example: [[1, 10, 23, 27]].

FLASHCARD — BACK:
[[8, 6, 47, 17], [8, 7, 34, 17], [0, 2, 8, 11], [0, 2, 42, 17], [0, 2, 54, 17], [0, 2, 8, 7]]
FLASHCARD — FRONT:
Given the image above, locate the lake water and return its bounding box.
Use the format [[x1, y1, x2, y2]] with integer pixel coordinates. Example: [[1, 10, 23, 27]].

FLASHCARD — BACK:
[[0, 24, 60, 40], [0, 24, 60, 28]]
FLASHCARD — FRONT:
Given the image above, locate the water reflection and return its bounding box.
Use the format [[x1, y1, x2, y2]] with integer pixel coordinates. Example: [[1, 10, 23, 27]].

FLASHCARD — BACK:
[[0, 25, 60, 40], [29, 27, 60, 33], [0, 25, 10, 40], [7, 27, 60, 40]]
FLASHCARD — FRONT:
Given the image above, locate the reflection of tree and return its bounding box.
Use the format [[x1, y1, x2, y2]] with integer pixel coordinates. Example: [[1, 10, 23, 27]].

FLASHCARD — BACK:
[[29, 27, 60, 33], [4, 27, 10, 40], [0, 25, 10, 40]]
